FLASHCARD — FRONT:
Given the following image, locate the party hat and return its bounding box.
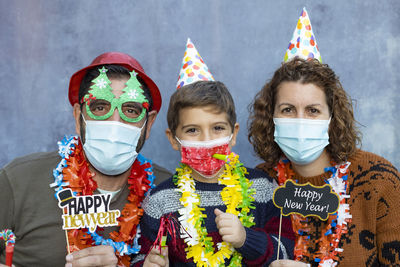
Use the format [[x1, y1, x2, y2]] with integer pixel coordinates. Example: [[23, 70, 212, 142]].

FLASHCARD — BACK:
[[176, 38, 214, 89], [284, 7, 322, 62]]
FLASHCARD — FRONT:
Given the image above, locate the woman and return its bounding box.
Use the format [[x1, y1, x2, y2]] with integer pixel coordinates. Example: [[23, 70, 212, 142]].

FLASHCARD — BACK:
[[248, 57, 400, 266]]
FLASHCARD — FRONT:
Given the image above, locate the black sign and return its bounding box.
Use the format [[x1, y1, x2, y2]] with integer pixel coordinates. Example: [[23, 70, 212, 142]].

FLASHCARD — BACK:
[[273, 180, 339, 221]]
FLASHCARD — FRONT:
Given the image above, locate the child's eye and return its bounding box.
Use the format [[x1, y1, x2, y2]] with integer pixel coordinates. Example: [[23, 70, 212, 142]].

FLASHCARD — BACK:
[[214, 125, 226, 131], [185, 128, 197, 134]]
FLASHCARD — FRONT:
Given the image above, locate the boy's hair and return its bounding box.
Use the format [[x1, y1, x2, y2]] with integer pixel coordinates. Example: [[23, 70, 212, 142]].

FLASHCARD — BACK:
[[167, 81, 236, 136]]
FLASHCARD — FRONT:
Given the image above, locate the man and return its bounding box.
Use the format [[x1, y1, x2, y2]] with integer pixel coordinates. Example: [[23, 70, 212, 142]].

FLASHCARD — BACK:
[[0, 52, 171, 266]]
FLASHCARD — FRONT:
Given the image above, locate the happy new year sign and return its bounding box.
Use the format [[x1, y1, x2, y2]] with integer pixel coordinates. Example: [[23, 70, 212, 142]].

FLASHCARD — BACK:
[[273, 180, 339, 221], [57, 188, 120, 232]]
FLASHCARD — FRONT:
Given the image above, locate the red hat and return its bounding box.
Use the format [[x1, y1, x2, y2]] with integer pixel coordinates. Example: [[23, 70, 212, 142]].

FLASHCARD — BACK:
[[68, 51, 162, 112]]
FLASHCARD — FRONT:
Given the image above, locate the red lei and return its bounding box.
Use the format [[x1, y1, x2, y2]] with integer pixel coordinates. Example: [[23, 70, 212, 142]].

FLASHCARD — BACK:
[[275, 159, 351, 266], [62, 139, 153, 266]]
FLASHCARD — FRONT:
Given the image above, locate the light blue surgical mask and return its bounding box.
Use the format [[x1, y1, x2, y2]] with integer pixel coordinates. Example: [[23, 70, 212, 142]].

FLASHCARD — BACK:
[[82, 117, 146, 175], [273, 117, 330, 165]]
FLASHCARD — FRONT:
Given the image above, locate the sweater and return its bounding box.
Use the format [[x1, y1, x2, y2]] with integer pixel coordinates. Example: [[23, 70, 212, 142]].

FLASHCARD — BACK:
[[0, 151, 171, 267], [133, 167, 295, 266], [257, 150, 400, 266]]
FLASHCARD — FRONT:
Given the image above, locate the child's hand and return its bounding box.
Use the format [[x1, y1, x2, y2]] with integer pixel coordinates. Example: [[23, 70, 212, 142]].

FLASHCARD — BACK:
[[214, 208, 246, 248], [143, 246, 169, 267]]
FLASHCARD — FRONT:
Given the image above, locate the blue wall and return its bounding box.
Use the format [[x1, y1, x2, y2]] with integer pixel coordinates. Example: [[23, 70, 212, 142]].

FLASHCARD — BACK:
[[1, 1, 399, 172]]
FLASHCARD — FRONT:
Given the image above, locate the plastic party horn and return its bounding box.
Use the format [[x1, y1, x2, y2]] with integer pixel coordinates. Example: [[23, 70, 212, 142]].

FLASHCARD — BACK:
[[212, 153, 228, 161], [0, 229, 15, 266], [161, 235, 167, 247], [160, 235, 167, 259], [5, 245, 13, 266]]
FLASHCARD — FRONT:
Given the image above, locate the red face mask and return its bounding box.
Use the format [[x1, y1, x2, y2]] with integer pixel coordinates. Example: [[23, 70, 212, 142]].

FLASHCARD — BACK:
[[177, 135, 232, 178]]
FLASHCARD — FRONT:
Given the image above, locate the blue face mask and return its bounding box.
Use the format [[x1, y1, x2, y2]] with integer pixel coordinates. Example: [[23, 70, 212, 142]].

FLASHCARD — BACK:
[[82, 118, 145, 175], [273, 118, 330, 165]]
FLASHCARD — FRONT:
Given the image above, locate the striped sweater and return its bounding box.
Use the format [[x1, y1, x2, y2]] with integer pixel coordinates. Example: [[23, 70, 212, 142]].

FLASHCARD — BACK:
[[132, 167, 294, 266]]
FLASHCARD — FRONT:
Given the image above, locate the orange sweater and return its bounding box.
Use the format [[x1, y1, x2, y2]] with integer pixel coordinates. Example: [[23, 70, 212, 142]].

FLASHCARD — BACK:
[[257, 150, 400, 266]]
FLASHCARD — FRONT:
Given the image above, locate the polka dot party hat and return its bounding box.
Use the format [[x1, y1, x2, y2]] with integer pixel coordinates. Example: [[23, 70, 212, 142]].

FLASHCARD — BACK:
[[284, 7, 322, 62], [176, 38, 214, 89]]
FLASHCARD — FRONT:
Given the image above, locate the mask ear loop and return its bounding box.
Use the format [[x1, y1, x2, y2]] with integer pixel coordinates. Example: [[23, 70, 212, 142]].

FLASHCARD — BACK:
[[175, 136, 182, 145], [133, 117, 148, 153], [81, 113, 87, 125], [138, 119, 148, 131], [174, 136, 183, 151]]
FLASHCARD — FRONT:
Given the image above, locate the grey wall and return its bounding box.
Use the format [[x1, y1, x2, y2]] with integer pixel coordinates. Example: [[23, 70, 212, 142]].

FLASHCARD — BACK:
[[1, 0, 399, 172]]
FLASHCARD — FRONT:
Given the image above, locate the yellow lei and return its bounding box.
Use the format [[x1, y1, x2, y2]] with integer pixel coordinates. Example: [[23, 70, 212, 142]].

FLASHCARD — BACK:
[[174, 153, 255, 267]]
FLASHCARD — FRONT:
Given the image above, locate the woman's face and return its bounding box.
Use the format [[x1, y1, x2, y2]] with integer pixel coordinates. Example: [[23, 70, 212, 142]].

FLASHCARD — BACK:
[[274, 81, 330, 120]]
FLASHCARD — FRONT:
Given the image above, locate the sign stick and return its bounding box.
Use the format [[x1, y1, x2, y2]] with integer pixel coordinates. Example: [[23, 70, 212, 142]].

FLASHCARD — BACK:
[[63, 208, 71, 254], [277, 212, 282, 260]]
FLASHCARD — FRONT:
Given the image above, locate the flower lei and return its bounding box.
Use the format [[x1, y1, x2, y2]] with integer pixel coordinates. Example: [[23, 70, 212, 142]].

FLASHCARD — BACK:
[[50, 135, 155, 266], [174, 153, 255, 267], [275, 159, 352, 267]]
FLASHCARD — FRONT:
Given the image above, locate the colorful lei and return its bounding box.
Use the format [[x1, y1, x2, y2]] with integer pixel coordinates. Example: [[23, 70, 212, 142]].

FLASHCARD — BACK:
[[275, 159, 351, 267], [50, 135, 155, 266], [174, 153, 255, 266]]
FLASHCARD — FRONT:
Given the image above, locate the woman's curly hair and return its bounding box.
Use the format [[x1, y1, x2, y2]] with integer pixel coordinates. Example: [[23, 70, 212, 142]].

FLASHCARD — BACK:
[[248, 58, 361, 168]]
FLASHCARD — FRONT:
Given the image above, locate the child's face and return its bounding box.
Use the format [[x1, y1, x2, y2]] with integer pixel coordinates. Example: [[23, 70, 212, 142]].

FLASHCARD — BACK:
[[166, 105, 239, 183], [167, 105, 239, 148]]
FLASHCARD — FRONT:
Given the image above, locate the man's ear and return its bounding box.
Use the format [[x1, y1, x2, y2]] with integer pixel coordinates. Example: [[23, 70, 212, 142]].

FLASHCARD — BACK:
[[73, 103, 82, 136], [165, 128, 180, 151], [144, 110, 157, 140], [230, 122, 240, 147]]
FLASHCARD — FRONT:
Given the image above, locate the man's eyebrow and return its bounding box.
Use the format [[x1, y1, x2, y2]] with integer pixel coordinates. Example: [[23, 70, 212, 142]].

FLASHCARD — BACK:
[[123, 102, 142, 107]]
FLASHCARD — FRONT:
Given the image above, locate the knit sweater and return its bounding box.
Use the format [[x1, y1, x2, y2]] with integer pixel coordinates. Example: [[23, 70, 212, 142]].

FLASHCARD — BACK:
[[257, 150, 400, 266], [132, 167, 294, 266]]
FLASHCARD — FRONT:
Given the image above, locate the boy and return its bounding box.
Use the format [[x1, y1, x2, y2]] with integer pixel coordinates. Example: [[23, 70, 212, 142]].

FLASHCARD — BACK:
[[134, 80, 294, 266]]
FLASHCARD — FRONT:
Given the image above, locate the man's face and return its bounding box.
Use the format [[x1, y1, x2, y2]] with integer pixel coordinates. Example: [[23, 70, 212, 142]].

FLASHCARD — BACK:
[[73, 77, 158, 153]]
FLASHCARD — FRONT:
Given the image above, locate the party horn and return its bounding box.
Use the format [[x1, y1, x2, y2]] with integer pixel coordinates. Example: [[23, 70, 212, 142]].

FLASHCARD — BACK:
[[212, 154, 228, 160], [5, 244, 14, 266]]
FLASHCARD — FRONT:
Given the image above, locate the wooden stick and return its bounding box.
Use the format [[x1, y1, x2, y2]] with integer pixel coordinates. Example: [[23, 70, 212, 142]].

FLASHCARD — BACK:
[[277, 212, 282, 260], [65, 230, 70, 254], [63, 208, 71, 254]]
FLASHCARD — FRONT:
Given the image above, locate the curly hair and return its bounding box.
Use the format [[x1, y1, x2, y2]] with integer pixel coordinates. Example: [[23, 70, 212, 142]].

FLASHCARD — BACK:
[[248, 58, 361, 168]]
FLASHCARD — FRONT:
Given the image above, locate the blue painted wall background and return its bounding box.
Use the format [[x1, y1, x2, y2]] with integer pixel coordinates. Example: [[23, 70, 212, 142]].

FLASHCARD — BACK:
[[1, 1, 399, 172]]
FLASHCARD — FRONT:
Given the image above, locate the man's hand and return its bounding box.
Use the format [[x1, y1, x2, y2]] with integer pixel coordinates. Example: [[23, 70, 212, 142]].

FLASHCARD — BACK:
[[214, 208, 246, 248], [143, 246, 169, 267], [65, 245, 117, 267], [269, 259, 310, 267]]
